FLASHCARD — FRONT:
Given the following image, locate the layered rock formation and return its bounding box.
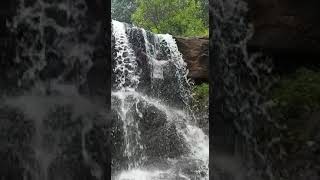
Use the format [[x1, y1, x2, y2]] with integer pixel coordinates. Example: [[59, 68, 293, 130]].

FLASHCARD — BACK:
[[175, 37, 209, 83], [176, 0, 320, 81]]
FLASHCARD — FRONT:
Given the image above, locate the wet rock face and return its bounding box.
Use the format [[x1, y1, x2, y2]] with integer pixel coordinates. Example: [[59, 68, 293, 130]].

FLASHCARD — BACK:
[[246, 0, 320, 56], [175, 0, 320, 79], [45, 7, 68, 27], [175, 37, 209, 83], [112, 23, 191, 108], [175, 0, 320, 80], [0, 0, 111, 179], [126, 26, 150, 93], [210, 1, 320, 179], [0, 107, 34, 180], [85, 0, 105, 20], [245, 0, 320, 72], [0, 103, 111, 180], [135, 103, 189, 160], [111, 95, 189, 170], [111, 21, 208, 178], [110, 109, 126, 171], [0, 0, 110, 96]]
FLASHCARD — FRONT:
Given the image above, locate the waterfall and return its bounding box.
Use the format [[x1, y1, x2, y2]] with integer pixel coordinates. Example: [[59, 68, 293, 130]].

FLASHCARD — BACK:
[[211, 0, 276, 179], [1, 0, 208, 179], [111, 20, 209, 180], [1, 0, 108, 179]]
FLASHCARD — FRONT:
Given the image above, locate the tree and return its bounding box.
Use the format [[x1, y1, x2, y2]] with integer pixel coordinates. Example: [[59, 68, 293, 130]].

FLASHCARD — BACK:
[[132, 0, 208, 37], [111, 0, 137, 23], [199, 0, 209, 27]]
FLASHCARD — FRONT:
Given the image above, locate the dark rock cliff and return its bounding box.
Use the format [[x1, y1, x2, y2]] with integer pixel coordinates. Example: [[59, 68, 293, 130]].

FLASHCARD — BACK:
[[0, 1, 112, 179], [175, 37, 209, 83], [246, 0, 320, 55], [246, 0, 320, 72], [176, 0, 320, 81], [209, 1, 320, 180]]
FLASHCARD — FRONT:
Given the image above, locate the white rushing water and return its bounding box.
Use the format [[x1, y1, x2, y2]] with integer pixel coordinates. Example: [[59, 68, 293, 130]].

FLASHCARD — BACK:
[[4, 0, 104, 179], [111, 20, 209, 180]]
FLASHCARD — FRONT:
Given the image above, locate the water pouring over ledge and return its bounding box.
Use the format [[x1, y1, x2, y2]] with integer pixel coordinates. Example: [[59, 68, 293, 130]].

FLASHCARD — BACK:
[[111, 20, 209, 179], [2, 0, 110, 179]]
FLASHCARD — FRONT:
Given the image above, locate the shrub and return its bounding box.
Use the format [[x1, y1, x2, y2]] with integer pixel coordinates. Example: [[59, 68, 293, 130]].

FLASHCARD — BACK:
[[271, 68, 320, 118]]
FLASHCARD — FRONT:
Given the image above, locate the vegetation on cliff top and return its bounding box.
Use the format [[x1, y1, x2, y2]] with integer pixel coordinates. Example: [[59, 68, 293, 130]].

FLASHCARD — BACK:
[[112, 0, 209, 37], [111, 0, 137, 24]]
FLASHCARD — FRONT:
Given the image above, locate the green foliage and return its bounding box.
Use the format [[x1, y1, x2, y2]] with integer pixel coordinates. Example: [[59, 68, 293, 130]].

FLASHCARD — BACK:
[[132, 0, 208, 37], [192, 83, 209, 134], [271, 68, 320, 118], [112, 0, 137, 23], [193, 83, 209, 102], [270, 68, 320, 156], [199, 0, 209, 27], [266, 68, 320, 180]]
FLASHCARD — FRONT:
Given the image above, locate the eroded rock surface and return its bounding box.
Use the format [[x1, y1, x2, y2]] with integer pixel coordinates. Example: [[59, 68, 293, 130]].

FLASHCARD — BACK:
[[175, 37, 209, 83]]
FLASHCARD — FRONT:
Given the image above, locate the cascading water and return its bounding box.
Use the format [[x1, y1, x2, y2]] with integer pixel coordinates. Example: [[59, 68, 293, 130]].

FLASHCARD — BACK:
[[111, 20, 209, 179], [1, 0, 109, 180], [211, 0, 278, 180]]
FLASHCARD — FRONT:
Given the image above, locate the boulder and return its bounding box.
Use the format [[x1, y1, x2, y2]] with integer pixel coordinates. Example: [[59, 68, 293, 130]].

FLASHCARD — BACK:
[[175, 37, 209, 83]]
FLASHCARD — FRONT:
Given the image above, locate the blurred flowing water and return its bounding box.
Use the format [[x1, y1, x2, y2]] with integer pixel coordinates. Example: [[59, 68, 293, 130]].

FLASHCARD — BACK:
[[2, 0, 209, 179], [1, 0, 109, 180], [211, 0, 277, 180], [111, 20, 209, 180]]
